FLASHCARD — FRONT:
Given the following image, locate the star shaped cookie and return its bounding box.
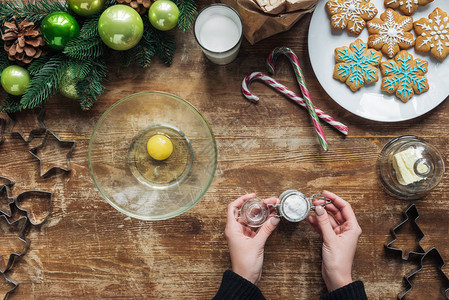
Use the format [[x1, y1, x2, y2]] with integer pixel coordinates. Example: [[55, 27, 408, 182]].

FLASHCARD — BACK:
[[380, 50, 429, 102], [326, 0, 378, 35], [384, 0, 434, 16], [333, 39, 382, 92], [367, 8, 414, 58], [414, 8, 449, 61]]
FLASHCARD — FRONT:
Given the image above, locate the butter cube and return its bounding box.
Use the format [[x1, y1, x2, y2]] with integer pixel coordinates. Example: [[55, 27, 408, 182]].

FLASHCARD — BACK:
[[392, 148, 425, 185]]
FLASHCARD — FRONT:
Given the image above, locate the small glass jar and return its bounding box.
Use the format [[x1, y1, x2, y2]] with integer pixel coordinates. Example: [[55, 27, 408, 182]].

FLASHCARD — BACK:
[[377, 135, 445, 199], [234, 190, 332, 227]]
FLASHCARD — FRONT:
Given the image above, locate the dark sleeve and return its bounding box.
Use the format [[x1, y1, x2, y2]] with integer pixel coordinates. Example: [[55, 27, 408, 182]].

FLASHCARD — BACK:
[[319, 281, 367, 300], [212, 270, 266, 300]]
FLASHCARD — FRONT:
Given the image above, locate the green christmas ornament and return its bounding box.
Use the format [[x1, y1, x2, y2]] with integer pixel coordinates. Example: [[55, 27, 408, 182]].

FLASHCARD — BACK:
[[1, 65, 31, 96], [58, 68, 79, 99], [68, 0, 105, 17], [148, 0, 179, 31], [41, 12, 80, 50], [98, 5, 143, 51]]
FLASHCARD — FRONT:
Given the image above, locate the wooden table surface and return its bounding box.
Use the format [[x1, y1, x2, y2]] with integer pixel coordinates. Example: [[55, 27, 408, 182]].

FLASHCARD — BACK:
[[1, 1, 449, 299]]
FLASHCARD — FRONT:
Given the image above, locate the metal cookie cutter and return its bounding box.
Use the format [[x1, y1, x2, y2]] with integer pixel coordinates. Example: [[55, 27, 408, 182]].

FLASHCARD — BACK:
[[8, 108, 46, 142], [0, 270, 18, 300], [0, 186, 15, 218], [29, 130, 76, 177], [398, 247, 449, 300], [234, 190, 332, 227], [0, 215, 30, 273], [385, 204, 425, 260], [0, 176, 14, 190], [15, 190, 52, 226]]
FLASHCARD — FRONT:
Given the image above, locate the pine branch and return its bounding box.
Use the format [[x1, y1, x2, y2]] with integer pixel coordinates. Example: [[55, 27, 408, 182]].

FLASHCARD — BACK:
[[0, 41, 11, 70], [174, 0, 197, 32], [76, 58, 107, 110], [20, 55, 68, 109], [78, 16, 101, 40], [0, 0, 69, 23], [142, 18, 175, 65], [0, 95, 22, 113], [67, 59, 93, 79], [63, 37, 104, 60], [27, 55, 52, 75]]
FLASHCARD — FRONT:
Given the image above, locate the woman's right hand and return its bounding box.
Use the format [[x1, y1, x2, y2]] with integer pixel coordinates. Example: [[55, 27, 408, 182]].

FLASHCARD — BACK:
[[307, 190, 362, 292]]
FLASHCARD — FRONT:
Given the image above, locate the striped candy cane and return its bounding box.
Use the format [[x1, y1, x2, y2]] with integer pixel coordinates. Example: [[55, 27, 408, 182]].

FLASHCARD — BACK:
[[267, 47, 328, 151], [242, 72, 348, 136]]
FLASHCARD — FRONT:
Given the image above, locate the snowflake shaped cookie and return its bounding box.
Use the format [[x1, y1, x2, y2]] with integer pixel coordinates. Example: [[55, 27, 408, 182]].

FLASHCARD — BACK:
[[384, 0, 434, 16], [367, 8, 414, 59], [380, 50, 429, 102], [326, 0, 378, 35], [333, 39, 382, 92], [414, 8, 449, 61]]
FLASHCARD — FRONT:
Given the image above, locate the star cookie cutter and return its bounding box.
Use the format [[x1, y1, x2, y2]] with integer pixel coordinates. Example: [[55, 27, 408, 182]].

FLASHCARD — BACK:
[[0, 215, 30, 273], [29, 130, 76, 177], [0, 118, 5, 145], [0, 186, 15, 218], [7, 108, 45, 142], [398, 248, 449, 300], [15, 190, 52, 226], [0, 270, 18, 300], [385, 204, 426, 260]]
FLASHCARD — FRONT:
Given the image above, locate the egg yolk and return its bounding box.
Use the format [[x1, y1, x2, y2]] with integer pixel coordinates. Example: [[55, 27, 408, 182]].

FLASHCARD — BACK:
[[147, 134, 173, 160]]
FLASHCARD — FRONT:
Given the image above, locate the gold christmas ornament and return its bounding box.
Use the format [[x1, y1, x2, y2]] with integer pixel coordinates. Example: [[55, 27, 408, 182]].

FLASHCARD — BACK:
[[2, 19, 45, 64]]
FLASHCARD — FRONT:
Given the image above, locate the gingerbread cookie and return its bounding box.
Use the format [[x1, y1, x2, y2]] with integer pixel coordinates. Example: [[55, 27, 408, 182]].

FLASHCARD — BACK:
[[384, 0, 434, 16], [367, 8, 414, 59], [333, 39, 382, 92], [326, 0, 378, 35], [380, 50, 429, 102], [414, 8, 449, 61]]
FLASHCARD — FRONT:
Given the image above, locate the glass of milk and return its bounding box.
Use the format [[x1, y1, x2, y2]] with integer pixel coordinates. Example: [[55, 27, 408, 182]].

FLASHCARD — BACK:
[[194, 4, 243, 65]]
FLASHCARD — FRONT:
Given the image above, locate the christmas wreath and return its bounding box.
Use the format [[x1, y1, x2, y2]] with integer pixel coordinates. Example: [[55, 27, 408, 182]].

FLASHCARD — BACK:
[[0, 0, 197, 112]]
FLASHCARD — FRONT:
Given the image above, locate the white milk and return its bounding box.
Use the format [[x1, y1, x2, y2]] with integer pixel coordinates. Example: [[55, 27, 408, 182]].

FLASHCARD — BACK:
[[194, 4, 243, 65], [199, 15, 240, 53]]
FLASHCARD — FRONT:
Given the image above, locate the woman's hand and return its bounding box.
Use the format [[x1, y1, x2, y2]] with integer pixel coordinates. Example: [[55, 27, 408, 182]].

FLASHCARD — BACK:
[[225, 193, 280, 285], [308, 190, 362, 292]]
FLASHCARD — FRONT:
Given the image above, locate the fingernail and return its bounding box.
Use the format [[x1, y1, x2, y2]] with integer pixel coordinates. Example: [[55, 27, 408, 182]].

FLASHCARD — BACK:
[[271, 217, 280, 226], [315, 206, 325, 216]]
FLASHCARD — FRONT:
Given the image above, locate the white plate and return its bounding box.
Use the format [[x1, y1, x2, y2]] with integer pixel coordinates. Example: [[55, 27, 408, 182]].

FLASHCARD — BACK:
[[308, 0, 449, 122]]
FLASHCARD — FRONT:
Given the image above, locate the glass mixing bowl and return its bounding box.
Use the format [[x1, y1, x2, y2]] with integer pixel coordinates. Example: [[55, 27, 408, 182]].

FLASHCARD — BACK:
[[88, 92, 217, 220], [377, 136, 445, 199]]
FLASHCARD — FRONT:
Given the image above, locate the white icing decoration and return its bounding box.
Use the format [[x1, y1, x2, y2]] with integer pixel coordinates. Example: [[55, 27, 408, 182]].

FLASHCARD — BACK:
[[368, 9, 413, 57], [327, 0, 377, 34], [416, 8, 449, 57], [386, 0, 429, 14]]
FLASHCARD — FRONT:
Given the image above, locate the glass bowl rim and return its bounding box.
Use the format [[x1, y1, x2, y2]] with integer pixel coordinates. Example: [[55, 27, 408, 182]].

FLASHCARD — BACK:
[[88, 91, 218, 220]]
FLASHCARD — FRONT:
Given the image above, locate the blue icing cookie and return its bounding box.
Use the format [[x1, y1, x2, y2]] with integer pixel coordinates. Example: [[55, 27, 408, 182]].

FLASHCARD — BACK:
[[333, 38, 383, 92], [380, 50, 429, 102]]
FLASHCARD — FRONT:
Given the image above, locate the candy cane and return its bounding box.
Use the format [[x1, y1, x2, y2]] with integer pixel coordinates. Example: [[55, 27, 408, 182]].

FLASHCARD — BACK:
[[242, 72, 348, 136], [267, 47, 328, 151]]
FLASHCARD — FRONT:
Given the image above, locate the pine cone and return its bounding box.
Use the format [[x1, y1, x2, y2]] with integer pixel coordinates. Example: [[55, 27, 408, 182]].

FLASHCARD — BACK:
[[2, 19, 45, 64], [116, 0, 153, 14]]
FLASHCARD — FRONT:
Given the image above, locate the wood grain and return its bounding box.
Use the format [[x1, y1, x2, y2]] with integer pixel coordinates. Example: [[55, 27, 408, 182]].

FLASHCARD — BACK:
[[1, 1, 449, 299]]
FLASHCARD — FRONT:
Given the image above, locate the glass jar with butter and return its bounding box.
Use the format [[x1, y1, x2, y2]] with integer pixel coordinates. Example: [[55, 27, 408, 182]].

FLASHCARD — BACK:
[[377, 135, 445, 199]]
